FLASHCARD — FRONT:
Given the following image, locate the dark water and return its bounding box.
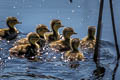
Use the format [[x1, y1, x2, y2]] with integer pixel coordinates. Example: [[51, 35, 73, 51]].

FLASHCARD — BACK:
[[0, 0, 120, 80]]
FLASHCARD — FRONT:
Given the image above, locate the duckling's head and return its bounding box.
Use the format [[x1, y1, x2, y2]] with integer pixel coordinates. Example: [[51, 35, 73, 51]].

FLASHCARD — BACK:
[[70, 38, 80, 51], [27, 32, 40, 45], [6, 16, 22, 28], [88, 26, 96, 38], [63, 27, 77, 39], [50, 19, 64, 31], [36, 24, 49, 37]]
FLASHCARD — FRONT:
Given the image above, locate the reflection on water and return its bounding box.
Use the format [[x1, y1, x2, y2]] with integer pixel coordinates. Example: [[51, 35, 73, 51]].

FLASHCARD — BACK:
[[92, 65, 105, 80], [0, 38, 116, 80], [0, 0, 120, 80], [112, 59, 119, 80]]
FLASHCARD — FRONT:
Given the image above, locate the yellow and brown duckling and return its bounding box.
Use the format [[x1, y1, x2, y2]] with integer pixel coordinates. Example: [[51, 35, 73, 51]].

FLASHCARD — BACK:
[[14, 24, 49, 48], [50, 27, 77, 52], [36, 24, 49, 48], [80, 26, 96, 50], [9, 32, 40, 59], [44, 19, 64, 43], [64, 38, 84, 61], [0, 16, 22, 40]]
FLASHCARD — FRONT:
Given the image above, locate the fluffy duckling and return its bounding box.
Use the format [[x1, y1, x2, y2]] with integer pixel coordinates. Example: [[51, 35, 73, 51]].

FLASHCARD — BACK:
[[9, 32, 40, 59], [80, 26, 96, 50], [50, 27, 77, 52], [64, 38, 84, 61], [36, 24, 49, 48], [0, 16, 22, 40], [44, 19, 64, 43], [14, 24, 49, 48]]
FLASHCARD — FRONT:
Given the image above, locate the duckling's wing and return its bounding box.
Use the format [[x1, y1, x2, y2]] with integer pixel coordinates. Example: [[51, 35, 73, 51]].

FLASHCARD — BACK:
[[64, 51, 77, 61], [9, 44, 29, 57], [64, 51, 70, 58], [0, 28, 9, 37], [80, 37, 96, 51], [50, 40, 70, 51], [49, 40, 62, 51], [78, 52, 84, 61], [37, 38, 46, 48], [50, 40, 63, 49], [14, 38, 28, 46], [50, 40, 62, 46], [80, 37, 88, 49], [44, 32, 53, 41]]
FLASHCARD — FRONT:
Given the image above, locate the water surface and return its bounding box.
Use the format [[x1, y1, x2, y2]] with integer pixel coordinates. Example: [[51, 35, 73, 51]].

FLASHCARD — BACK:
[[0, 0, 120, 80]]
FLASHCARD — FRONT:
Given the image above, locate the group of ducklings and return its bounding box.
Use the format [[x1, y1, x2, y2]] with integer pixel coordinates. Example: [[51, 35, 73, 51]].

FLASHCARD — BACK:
[[0, 16, 96, 61]]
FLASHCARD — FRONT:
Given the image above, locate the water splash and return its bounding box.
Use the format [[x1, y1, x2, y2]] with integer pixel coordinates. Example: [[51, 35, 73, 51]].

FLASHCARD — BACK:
[[72, 10, 75, 13], [13, 6, 16, 9]]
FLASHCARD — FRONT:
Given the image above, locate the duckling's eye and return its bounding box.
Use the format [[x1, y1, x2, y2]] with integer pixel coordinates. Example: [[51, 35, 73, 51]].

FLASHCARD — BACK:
[[14, 20, 17, 22], [43, 28, 47, 30], [38, 29, 42, 32], [56, 23, 61, 25], [68, 30, 73, 33], [11, 20, 17, 23], [32, 36, 39, 39]]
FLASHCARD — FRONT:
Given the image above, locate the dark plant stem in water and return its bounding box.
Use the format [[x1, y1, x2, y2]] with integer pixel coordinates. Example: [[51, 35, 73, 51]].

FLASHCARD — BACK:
[[93, 65, 105, 79], [109, 0, 120, 80], [94, 0, 104, 65], [69, 0, 72, 3], [112, 60, 119, 80], [93, 0, 105, 79]]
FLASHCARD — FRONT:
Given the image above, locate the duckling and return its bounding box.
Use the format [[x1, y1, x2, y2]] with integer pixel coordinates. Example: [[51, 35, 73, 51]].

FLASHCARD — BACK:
[[80, 26, 96, 50], [0, 16, 22, 40], [44, 19, 64, 43], [50, 27, 77, 52], [14, 24, 49, 48], [9, 32, 40, 59], [36, 24, 49, 48], [64, 38, 84, 61]]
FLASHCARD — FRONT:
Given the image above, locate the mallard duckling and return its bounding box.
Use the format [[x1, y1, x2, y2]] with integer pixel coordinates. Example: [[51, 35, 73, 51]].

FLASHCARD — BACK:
[[44, 19, 64, 43], [36, 24, 49, 48], [0, 16, 22, 40], [64, 38, 84, 61], [9, 32, 40, 58], [14, 24, 49, 48], [50, 27, 77, 52], [80, 26, 96, 50]]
